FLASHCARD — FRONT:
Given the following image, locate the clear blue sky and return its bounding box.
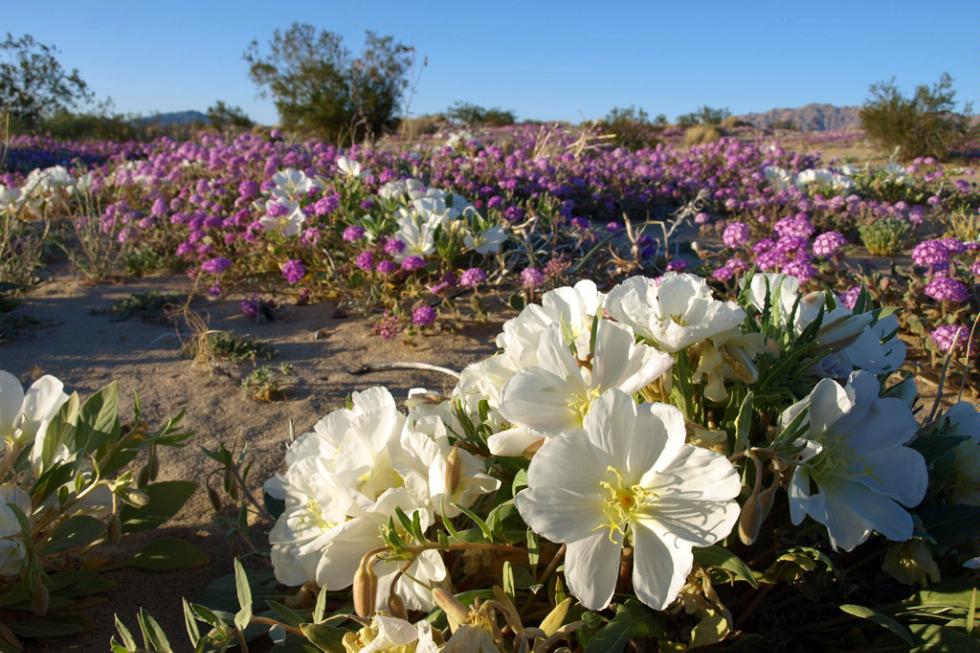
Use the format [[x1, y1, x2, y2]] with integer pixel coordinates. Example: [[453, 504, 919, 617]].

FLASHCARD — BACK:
[[2, 0, 975, 125]]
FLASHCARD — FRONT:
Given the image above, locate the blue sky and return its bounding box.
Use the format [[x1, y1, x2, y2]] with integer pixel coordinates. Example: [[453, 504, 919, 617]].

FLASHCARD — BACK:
[[3, 0, 975, 125]]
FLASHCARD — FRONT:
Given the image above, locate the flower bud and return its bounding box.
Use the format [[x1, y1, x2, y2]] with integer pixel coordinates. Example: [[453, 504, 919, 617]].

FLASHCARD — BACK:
[[108, 513, 122, 544], [386, 590, 407, 620], [445, 446, 462, 496], [207, 483, 223, 512], [432, 587, 470, 633], [352, 556, 378, 618], [31, 576, 49, 616]]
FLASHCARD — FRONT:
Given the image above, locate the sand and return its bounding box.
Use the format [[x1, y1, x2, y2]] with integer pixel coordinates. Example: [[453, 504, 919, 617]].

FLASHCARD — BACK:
[[2, 273, 503, 652]]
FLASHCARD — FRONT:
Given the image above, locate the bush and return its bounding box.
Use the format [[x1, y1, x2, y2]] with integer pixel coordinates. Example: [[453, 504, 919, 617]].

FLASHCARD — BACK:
[[244, 23, 414, 142], [720, 115, 751, 129], [206, 100, 253, 132], [860, 73, 971, 160], [677, 105, 731, 127], [684, 124, 723, 146], [397, 114, 444, 139], [446, 101, 516, 127], [598, 105, 663, 150]]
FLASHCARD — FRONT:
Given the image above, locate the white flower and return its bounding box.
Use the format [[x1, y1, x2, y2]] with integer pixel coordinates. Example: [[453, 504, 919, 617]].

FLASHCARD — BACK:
[[271, 168, 321, 199], [0, 484, 30, 576], [336, 156, 363, 179], [783, 371, 927, 551], [463, 224, 507, 255], [747, 274, 905, 377], [343, 614, 439, 653], [496, 280, 605, 367], [606, 273, 745, 352], [935, 402, 980, 505], [515, 389, 740, 610], [259, 200, 307, 237], [0, 371, 68, 447], [393, 211, 439, 260], [0, 184, 20, 212], [318, 488, 446, 611], [795, 169, 854, 192], [498, 321, 673, 441]]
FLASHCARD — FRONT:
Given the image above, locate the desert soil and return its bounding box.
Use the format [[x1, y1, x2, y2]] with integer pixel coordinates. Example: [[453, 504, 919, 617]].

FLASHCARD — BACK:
[[2, 273, 504, 652]]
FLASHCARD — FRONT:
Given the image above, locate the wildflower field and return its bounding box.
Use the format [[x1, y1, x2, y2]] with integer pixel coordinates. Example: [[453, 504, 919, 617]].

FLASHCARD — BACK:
[[2, 122, 980, 652]]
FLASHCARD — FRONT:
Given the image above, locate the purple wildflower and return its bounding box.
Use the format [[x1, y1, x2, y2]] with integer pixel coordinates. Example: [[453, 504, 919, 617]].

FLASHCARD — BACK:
[[281, 259, 306, 285], [412, 305, 437, 327]]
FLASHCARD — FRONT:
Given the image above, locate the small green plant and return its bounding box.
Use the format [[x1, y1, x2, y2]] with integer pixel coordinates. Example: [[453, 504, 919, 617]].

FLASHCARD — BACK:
[[241, 363, 295, 401], [858, 218, 910, 255], [676, 105, 731, 127], [446, 101, 516, 127], [941, 206, 980, 242], [0, 211, 49, 290], [123, 244, 183, 277], [92, 291, 185, 324], [182, 330, 276, 365]]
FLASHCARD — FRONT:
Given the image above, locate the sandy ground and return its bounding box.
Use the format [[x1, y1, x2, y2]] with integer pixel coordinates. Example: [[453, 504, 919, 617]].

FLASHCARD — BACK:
[[2, 274, 503, 652]]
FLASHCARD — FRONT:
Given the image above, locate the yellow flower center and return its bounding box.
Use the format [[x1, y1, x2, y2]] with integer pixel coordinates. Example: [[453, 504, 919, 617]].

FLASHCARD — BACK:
[[567, 386, 602, 422], [596, 466, 655, 542], [304, 498, 336, 531]]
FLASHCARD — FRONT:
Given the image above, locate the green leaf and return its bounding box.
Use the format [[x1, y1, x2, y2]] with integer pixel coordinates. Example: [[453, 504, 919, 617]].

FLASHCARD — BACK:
[[77, 381, 120, 454], [911, 434, 970, 465], [840, 604, 913, 644], [913, 578, 980, 609], [733, 392, 753, 452], [917, 504, 980, 546], [299, 623, 346, 652], [313, 587, 328, 623], [114, 614, 138, 649], [454, 504, 493, 541], [183, 598, 202, 647], [583, 607, 632, 653], [42, 514, 106, 554], [694, 545, 758, 587], [7, 613, 91, 638], [906, 623, 980, 651], [107, 538, 209, 571], [120, 480, 197, 532], [234, 558, 253, 633], [265, 600, 306, 628], [137, 608, 173, 652]]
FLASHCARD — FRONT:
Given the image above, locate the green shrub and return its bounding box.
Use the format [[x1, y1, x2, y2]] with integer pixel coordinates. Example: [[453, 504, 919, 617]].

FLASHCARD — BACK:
[[860, 73, 971, 160], [205, 101, 253, 132], [598, 105, 663, 150], [446, 101, 515, 127], [858, 218, 910, 255], [244, 23, 414, 142], [677, 105, 731, 127]]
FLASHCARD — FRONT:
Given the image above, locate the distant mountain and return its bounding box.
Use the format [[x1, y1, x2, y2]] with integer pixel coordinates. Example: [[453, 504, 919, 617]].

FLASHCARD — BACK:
[[139, 110, 209, 126], [737, 104, 861, 132]]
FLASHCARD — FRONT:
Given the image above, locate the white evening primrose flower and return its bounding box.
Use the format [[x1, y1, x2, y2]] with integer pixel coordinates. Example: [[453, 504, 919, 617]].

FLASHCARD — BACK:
[[342, 614, 439, 653], [393, 211, 438, 261], [498, 321, 672, 439], [269, 456, 354, 586], [335, 156, 363, 179], [496, 280, 605, 367], [0, 484, 31, 576], [398, 418, 501, 518], [271, 168, 321, 199], [317, 488, 446, 612], [605, 273, 745, 353], [0, 370, 68, 446], [783, 371, 927, 551], [515, 389, 740, 610], [934, 402, 980, 505], [259, 200, 307, 237], [463, 224, 508, 255]]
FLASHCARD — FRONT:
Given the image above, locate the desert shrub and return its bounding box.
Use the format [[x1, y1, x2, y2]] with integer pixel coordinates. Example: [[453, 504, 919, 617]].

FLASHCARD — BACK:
[[446, 101, 516, 127], [244, 23, 414, 142], [684, 124, 723, 146], [599, 105, 663, 150], [720, 115, 751, 129], [205, 100, 254, 132], [858, 217, 910, 255], [40, 110, 141, 141], [677, 105, 731, 127], [860, 73, 971, 160], [397, 114, 444, 139], [0, 33, 93, 131]]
